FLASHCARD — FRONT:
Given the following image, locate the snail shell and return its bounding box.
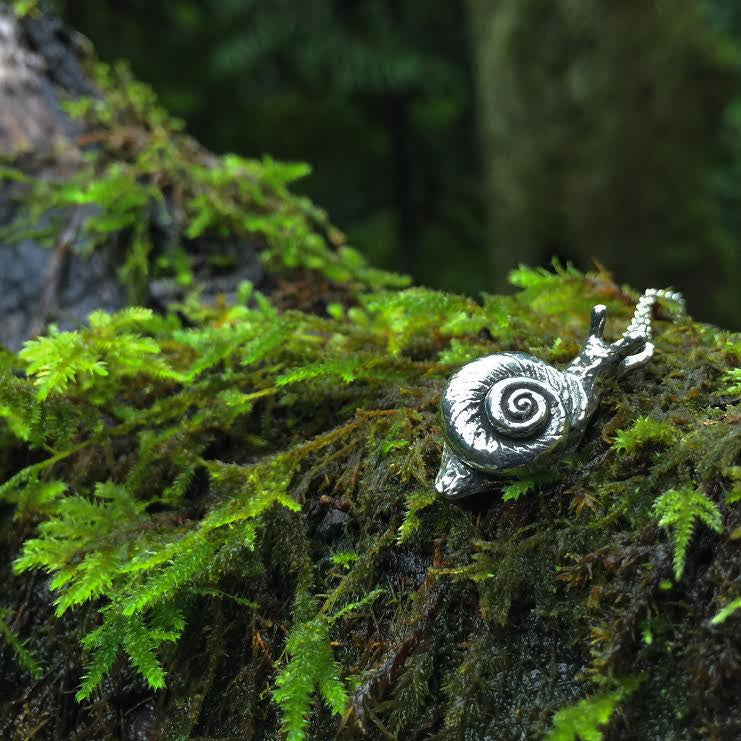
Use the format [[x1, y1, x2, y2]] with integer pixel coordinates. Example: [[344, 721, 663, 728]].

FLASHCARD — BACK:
[[440, 352, 587, 474]]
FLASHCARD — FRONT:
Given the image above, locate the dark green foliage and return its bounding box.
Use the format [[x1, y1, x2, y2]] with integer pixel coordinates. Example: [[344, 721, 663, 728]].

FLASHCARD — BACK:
[[48, 0, 483, 297], [0, 608, 43, 679], [44, 0, 741, 325]]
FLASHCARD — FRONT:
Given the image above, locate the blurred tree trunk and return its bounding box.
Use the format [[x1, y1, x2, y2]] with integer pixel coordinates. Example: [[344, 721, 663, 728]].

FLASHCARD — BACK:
[[0, 8, 92, 157], [0, 8, 116, 351], [465, 0, 541, 287], [465, 0, 737, 319]]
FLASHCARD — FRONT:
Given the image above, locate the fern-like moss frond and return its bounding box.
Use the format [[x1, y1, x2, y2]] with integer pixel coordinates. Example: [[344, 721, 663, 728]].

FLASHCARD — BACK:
[[273, 591, 348, 741], [711, 596, 741, 624], [653, 488, 723, 580], [545, 678, 640, 741], [0, 607, 43, 680]]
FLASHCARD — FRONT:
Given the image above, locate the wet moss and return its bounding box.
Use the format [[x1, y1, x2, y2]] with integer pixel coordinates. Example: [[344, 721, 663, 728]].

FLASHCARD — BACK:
[[2, 268, 737, 739]]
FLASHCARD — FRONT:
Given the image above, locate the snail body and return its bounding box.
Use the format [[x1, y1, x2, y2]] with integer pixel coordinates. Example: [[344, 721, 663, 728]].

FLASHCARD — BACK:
[[435, 300, 680, 499]]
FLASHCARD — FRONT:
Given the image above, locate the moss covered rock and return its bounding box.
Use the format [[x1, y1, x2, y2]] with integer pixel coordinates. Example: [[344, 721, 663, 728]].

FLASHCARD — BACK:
[[0, 9, 739, 740]]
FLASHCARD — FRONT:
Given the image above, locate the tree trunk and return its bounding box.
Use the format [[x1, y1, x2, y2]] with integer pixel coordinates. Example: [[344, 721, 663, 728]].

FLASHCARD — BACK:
[[464, 0, 738, 323]]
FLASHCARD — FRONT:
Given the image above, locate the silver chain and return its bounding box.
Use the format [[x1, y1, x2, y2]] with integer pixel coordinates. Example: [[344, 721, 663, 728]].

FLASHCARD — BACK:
[[624, 288, 686, 342], [616, 288, 685, 375]]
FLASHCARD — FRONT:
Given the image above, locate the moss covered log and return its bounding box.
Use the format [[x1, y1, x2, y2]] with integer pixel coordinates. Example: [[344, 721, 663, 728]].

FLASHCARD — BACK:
[[1, 9, 740, 740]]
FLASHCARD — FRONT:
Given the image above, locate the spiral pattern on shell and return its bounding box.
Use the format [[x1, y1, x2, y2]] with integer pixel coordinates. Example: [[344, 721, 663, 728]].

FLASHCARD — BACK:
[[485, 377, 551, 438], [440, 352, 583, 473]]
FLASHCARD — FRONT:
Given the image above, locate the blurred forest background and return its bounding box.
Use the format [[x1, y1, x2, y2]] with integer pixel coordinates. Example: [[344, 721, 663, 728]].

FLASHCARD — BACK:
[[49, 0, 741, 326]]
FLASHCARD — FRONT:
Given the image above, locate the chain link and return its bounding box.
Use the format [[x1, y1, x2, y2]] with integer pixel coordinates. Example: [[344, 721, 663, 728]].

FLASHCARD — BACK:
[[624, 288, 686, 341]]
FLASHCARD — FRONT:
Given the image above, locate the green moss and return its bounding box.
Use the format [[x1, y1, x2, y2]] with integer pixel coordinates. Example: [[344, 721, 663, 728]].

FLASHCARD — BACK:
[[0, 62, 408, 300], [612, 416, 677, 456], [545, 678, 641, 741], [653, 487, 723, 580], [10, 0, 40, 16], [272, 589, 347, 741], [0, 607, 43, 680], [711, 596, 741, 625], [0, 261, 737, 737]]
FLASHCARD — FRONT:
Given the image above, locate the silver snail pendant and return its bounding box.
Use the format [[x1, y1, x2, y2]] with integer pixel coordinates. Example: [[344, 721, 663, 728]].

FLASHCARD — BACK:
[[435, 289, 685, 499]]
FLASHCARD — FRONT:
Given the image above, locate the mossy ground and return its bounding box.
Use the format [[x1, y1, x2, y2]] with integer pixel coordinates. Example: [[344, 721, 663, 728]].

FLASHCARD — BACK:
[[0, 27, 739, 740], [0, 268, 737, 740]]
